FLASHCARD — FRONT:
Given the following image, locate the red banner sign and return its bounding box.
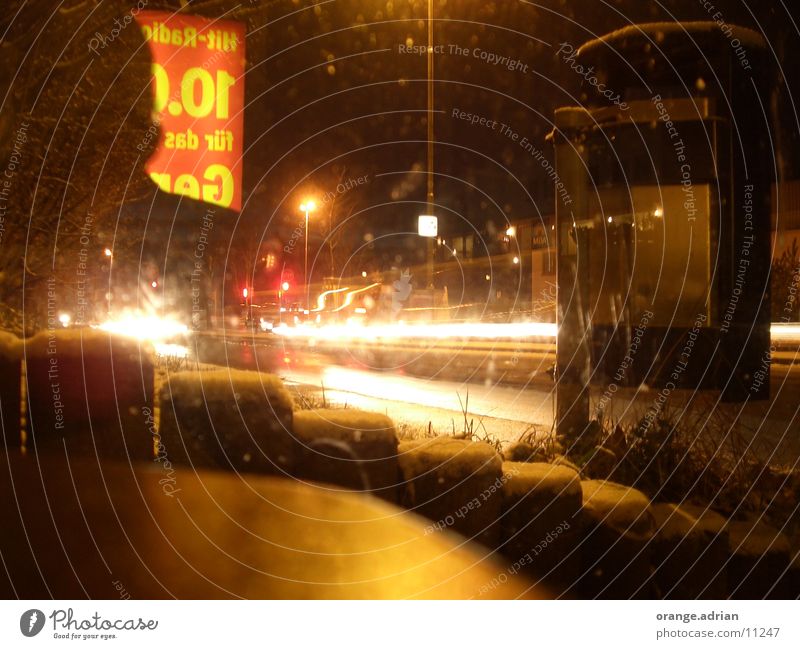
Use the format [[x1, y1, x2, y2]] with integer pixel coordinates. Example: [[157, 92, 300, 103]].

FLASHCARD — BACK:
[[136, 11, 245, 211]]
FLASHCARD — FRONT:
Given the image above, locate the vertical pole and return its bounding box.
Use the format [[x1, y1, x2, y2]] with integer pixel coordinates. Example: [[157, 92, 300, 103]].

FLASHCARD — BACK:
[[426, 0, 435, 290], [107, 251, 113, 316], [304, 209, 309, 311], [554, 108, 592, 443]]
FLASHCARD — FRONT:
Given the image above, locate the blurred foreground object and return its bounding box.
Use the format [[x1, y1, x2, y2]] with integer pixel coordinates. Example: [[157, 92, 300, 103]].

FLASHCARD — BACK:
[[0, 453, 538, 599]]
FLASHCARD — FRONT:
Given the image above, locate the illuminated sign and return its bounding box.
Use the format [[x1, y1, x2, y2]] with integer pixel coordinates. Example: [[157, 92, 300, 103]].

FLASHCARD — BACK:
[[418, 215, 438, 237], [136, 11, 245, 211]]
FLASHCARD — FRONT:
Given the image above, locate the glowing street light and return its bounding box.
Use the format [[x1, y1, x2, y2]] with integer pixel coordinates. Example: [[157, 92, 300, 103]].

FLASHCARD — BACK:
[[505, 226, 516, 238], [103, 247, 114, 315], [300, 199, 317, 309]]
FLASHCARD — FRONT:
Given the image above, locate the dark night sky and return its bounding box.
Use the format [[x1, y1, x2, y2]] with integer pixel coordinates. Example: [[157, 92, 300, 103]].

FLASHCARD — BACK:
[[228, 1, 800, 255]]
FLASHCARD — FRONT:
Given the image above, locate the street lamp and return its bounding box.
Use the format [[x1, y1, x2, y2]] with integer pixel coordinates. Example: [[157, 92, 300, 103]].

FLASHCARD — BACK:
[[426, 0, 435, 289], [103, 247, 113, 315], [242, 286, 251, 325], [299, 199, 316, 309]]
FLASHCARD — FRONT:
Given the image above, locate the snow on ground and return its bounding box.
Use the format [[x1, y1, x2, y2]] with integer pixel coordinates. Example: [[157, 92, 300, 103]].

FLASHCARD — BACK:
[[0, 331, 21, 361]]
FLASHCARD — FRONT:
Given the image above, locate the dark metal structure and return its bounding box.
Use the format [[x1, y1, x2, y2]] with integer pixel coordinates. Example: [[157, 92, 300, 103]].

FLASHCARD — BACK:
[[554, 22, 772, 437]]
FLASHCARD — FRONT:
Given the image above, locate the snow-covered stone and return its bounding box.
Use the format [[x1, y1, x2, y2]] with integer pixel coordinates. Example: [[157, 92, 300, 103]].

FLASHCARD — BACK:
[[725, 517, 791, 598], [293, 409, 399, 501], [649, 503, 728, 598], [397, 437, 502, 547], [552, 454, 582, 475], [0, 331, 20, 361], [582, 446, 617, 480], [0, 331, 21, 449], [578, 479, 655, 597], [500, 462, 582, 592], [158, 369, 294, 474], [503, 442, 546, 463], [24, 329, 154, 459]]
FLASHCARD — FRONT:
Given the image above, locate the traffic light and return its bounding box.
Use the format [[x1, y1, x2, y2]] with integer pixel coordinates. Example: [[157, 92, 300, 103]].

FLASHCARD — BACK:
[[242, 287, 249, 299]]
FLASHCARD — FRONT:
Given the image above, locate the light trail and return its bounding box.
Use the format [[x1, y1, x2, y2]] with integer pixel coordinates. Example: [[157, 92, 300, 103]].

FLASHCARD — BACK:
[[97, 315, 188, 341], [330, 283, 381, 313], [274, 320, 800, 344], [311, 286, 350, 312], [273, 320, 558, 341], [771, 323, 800, 342]]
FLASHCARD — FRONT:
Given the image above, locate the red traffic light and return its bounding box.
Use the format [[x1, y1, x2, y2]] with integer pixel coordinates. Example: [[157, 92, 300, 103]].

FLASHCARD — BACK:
[[242, 287, 249, 299]]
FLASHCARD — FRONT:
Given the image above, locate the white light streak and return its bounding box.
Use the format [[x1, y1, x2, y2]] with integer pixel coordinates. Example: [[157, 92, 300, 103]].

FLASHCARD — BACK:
[[274, 320, 557, 341], [97, 315, 188, 342]]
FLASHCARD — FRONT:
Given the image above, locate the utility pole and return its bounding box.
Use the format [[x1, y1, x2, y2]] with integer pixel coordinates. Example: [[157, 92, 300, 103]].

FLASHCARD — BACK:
[[426, 0, 435, 290]]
